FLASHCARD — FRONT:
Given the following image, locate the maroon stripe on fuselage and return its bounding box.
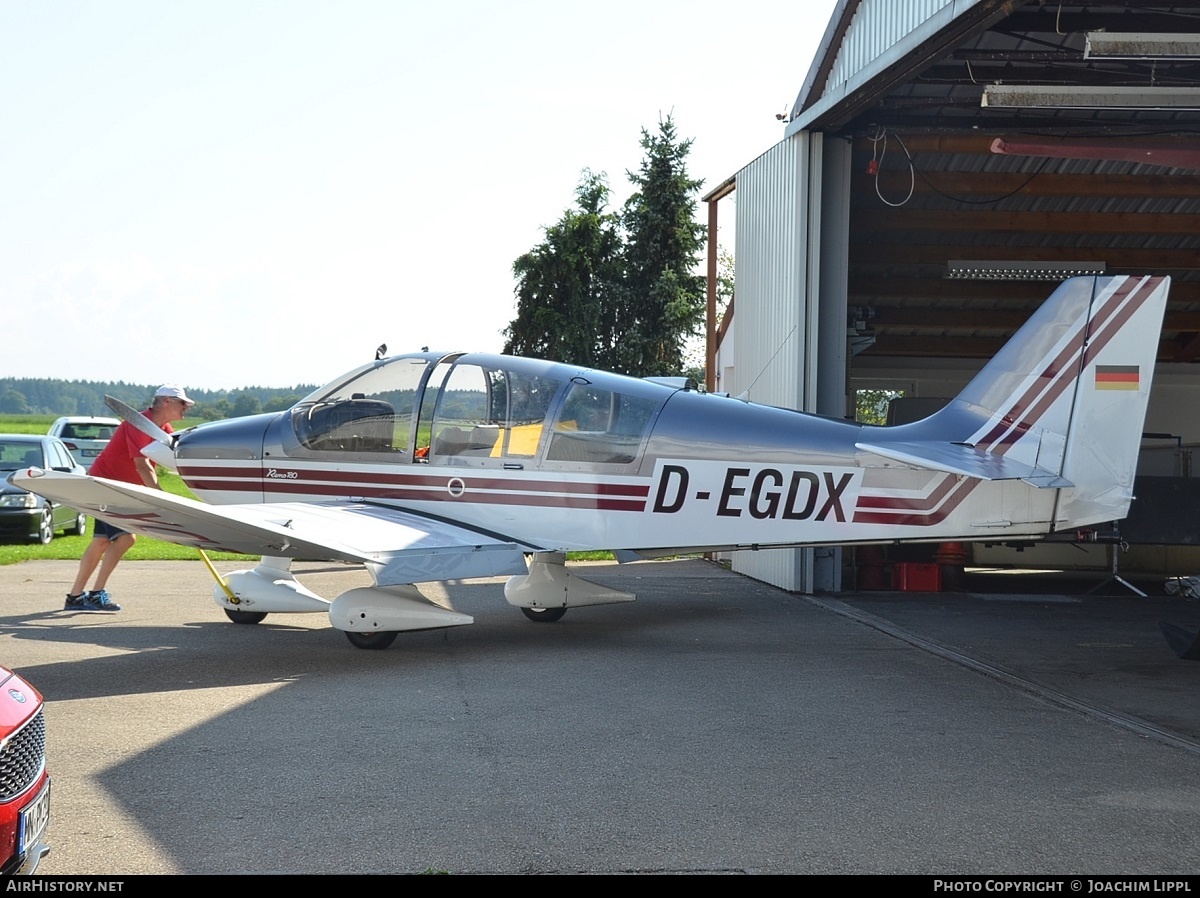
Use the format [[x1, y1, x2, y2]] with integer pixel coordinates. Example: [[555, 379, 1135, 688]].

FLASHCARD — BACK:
[[272, 481, 647, 510], [853, 473, 959, 512], [188, 477, 646, 511], [177, 465, 263, 480], [178, 463, 649, 498], [853, 476, 976, 525], [183, 479, 263, 495]]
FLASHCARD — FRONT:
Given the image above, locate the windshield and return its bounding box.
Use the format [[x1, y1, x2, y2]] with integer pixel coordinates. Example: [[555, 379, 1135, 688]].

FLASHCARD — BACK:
[[292, 355, 440, 456]]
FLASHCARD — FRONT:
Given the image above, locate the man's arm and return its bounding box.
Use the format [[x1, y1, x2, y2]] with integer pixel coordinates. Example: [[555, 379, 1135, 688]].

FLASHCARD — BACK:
[[133, 457, 159, 489]]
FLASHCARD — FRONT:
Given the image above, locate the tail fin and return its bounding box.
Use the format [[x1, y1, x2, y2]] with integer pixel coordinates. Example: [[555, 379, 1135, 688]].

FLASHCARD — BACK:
[[1051, 275, 1170, 527], [858, 275, 1170, 529]]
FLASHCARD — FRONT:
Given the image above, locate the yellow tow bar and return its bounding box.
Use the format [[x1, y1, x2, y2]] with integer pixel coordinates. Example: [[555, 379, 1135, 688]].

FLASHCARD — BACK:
[[197, 548, 238, 602]]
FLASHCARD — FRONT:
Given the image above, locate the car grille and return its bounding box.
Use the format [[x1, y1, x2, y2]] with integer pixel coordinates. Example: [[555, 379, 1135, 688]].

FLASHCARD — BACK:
[[0, 708, 45, 801]]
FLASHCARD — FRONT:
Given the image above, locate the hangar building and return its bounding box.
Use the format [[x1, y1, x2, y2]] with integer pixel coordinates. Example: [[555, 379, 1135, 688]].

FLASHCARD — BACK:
[[708, 0, 1200, 593]]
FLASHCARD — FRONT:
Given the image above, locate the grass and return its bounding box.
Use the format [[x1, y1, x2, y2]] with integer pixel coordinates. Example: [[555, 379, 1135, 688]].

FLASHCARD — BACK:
[[0, 416, 56, 435]]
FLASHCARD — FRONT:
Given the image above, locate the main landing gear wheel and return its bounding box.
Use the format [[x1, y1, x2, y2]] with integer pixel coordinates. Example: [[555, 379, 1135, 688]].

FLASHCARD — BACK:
[[521, 606, 566, 623], [344, 630, 399, 650], [224, 609, 268, 625]]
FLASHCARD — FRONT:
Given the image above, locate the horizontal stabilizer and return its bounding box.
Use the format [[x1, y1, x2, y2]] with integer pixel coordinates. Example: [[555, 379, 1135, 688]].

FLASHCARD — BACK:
[[855, 440, 1073, 489]]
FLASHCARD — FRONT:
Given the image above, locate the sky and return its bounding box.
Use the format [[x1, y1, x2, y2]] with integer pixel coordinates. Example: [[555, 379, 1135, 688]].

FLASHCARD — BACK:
[[1, 0, 839, 390]]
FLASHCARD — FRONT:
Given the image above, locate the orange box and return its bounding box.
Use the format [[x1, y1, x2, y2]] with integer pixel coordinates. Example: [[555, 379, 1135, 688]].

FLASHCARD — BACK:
[[892, 562, 941, 591]]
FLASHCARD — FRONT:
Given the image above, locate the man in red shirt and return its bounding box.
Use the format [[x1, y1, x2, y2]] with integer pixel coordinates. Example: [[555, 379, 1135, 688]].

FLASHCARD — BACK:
[[65, 385, 194, 613]]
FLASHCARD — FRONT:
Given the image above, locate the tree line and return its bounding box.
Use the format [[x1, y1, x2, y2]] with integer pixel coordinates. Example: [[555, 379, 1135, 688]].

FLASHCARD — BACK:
[[0, 378, 317, 421]]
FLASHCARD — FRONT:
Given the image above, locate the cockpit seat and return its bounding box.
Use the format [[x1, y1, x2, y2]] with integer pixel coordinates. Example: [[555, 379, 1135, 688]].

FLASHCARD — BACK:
[[303, 398, 395, 452], [432, 425, 500, 457]]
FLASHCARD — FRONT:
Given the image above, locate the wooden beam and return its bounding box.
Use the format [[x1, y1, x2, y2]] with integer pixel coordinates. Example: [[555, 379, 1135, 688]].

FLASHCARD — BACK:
[[867, 308, 1031, 329], [850, 277, 1049, 301], [860, 334, 1007, 358], [853, 133, 994, 155], [849, 208, 1200, 235], [852, 133, 1200, 155], [852, 170, 1200, 199], [1001, 9, 1200, 34], [849, 276, 1200, 304], [848, 243, 1200, 271], [866, 307, 1200, 332], [861, 334, 1181, 362]]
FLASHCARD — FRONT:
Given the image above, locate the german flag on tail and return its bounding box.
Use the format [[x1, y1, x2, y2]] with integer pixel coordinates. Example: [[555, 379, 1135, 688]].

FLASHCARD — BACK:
[[1095, 365, 1140, 390]]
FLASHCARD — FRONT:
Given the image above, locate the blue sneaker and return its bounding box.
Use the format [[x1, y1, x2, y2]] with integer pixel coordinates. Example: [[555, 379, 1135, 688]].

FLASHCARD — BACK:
[[63, 593, 86, 612], [80, 590, 121, 613]]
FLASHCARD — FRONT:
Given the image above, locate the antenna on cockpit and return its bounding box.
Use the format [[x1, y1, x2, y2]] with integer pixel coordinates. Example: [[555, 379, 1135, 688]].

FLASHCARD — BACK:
[[375, 344, 387, 361]]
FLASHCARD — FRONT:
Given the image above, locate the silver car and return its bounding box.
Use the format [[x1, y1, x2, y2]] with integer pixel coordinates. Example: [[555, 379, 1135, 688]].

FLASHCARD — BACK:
[[48, 416, 120, 471]]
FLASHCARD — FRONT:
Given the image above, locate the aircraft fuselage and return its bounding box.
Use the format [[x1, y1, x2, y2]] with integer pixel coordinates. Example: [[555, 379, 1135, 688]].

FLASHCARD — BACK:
[[173, 351, 1056, 554]]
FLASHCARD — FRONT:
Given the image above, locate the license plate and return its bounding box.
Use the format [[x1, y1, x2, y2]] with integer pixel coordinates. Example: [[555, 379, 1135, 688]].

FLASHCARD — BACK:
[[18, 780, 49, 858], [83, 449, 100, 457]]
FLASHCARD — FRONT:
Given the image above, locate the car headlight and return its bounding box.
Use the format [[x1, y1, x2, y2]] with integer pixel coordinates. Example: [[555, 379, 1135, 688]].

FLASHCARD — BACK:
[[0, 493, 37, 508]]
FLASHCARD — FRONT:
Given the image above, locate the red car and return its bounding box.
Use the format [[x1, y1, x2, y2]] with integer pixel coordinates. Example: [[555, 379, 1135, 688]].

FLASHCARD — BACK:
[[0, 666, 49, 875]]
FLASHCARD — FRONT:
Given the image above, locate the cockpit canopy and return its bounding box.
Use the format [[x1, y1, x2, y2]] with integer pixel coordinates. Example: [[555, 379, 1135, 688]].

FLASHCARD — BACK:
[[289, 352, 674, 469]]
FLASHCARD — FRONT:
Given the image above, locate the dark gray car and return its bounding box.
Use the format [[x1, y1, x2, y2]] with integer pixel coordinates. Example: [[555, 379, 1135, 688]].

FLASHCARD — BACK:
[[0, 435, 86, 544]]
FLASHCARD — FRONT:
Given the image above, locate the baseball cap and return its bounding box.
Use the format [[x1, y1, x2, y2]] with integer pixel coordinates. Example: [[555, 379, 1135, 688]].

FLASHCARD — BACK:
[[155, 385, 195, 407]]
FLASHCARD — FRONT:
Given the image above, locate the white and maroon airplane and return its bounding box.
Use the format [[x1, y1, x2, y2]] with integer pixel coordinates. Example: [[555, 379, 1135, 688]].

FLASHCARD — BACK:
[[12, 274, 1171, 649]]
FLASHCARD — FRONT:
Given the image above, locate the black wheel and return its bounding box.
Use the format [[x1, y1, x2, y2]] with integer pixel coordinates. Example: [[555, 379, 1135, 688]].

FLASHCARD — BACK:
[[69, 512, 87, 537], [224, 609, 267, 625], [521, 606, 566, 623], [32, 509, 53, 545], [344, 629, 398, 650]]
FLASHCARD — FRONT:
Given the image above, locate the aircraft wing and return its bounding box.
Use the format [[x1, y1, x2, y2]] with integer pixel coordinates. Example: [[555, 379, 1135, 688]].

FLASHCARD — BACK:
[[855, 440, 1073, 488], [8, 469, 532, 586]]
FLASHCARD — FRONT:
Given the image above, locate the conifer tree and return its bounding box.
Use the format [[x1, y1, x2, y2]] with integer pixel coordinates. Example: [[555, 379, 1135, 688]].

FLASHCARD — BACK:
[[503, 170, 622, 367], [613, 117, 706, 377], [504, 117, 706, 378]]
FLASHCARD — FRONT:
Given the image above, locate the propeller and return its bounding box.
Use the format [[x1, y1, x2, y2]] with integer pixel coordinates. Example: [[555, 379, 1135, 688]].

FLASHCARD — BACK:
[[104, 395, 179, 471], [103, 395, 234, 599]]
